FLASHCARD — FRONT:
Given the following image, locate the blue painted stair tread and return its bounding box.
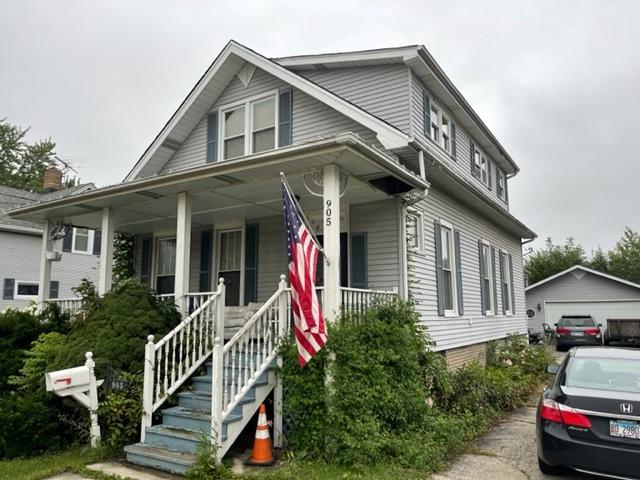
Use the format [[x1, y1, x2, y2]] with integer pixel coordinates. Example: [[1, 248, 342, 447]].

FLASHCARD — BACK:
[[124, 443, 196, 475]]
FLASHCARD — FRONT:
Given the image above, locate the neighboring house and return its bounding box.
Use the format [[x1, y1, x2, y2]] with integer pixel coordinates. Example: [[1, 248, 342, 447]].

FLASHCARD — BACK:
[[10, 41, 535, 470], [0, 169, 99, 310], [525, 265, 640, 332]]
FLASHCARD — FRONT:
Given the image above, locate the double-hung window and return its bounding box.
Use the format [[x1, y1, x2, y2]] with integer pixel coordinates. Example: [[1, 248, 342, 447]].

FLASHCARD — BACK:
[[441, 115, 451, 153], [72, 227, 94, 254], [428, 102, 453, 154], [156, 238, 177, 295], [221, 94, 277, 161], [441, 223, 456, 314], [497, 169, 507, 201], [430, 106, 440, 144], [473, 146, 491, 188], [501, 250, 513, 315], [406, 210, 423, 252], [480, 156, 489, 186], [481, 242, 494, 315]]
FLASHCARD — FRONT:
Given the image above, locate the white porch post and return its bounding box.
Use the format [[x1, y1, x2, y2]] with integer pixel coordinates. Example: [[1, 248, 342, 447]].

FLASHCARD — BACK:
[[98, 207, 115, 295], [175, 192, 192, 315], [37, 220, 53, 311], [323, 164, 341, 323]]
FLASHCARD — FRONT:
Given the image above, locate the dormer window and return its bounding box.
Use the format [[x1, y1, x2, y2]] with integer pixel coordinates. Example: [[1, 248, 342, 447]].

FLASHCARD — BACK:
[[442, 115, 451, 153], [473, 145, 491, 188], [480, 156, 489, 186], [497, 169, 507, 201], [220, 92, 278, 160], [430, 106, 440, 143]]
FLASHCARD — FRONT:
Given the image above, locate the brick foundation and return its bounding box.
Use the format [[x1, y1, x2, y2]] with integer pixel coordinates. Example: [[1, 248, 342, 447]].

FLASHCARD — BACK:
[[444, 342, 487, 370]]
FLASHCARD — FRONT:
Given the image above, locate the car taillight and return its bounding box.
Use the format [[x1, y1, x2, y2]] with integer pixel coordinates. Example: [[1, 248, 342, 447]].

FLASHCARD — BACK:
[[584, 328, 599, 336], [556, 327, 570, 335], [540, 398, 592, 428]]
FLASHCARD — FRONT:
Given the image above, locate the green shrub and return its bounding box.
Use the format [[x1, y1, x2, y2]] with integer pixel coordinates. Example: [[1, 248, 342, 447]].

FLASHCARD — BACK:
[[9, 332, 68, 392], [54, 279, 180, 375], [0, 309, 41, 394], [98, 372, 143, 449]]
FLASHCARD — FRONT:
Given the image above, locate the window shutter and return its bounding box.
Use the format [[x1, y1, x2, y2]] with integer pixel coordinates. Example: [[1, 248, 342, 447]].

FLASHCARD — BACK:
[[434, 220, 444, 316], [278, 89, 292, 147], [478, 240, 485, 315], [498, 251, 506, 315], [454, 229, 464, 315], [350, 233, 367, 289], [140, 235, 153, 286], [470, 142, 476, 176], [199, 230, 213, 292], [244, 223, 259, 304], [62, 225, 73, 252], [206, 112, 219, 163], [423, 92, 431, 138], [93, 230, 102, 256], [451, 122, 457, 159], [49, 281, 59, 299], [509, 253, 515, 314], [491, 246, 499, 314], [3, 278, 15, 300]]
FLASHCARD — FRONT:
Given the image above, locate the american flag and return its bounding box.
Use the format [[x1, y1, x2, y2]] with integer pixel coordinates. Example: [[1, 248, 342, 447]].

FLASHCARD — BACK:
[[282, 181, 327, 367]]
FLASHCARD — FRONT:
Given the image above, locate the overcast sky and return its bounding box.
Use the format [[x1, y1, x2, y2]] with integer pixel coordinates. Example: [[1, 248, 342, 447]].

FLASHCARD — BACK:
[[1, 0, 639, 253]]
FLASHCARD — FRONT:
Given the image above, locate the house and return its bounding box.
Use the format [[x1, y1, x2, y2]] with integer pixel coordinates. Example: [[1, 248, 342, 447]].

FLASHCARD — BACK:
[[9, 41, 535, 471], [525, 265, 640, 332], [1, 167, 99, 310]]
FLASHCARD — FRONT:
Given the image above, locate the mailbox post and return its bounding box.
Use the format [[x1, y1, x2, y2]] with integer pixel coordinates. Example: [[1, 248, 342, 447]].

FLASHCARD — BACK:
[[45, 351, 103, 447]]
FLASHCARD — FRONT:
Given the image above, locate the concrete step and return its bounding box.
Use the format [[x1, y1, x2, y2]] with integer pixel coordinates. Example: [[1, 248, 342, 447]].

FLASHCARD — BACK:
[[124, 443, 196, 476], [161, 406, 242, 437]]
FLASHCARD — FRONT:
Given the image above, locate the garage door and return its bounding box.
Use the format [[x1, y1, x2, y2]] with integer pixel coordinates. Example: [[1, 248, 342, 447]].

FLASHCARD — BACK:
[[545, 300, 640, 330]]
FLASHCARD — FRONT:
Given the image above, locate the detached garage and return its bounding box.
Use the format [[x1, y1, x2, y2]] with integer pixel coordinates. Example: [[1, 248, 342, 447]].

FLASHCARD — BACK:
[[525, 265, 640, 332]]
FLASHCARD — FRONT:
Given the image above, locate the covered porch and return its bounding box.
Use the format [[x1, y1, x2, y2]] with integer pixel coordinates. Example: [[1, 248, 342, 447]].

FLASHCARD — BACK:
[[10, 134, 428, 321]]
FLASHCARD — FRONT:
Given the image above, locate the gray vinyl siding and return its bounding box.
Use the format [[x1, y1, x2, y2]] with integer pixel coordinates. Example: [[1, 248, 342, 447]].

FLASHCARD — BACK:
[[0, 230, 99, 310], [253, 216, 287, 302], [408, 187, 526, 351], [350, 199, 400, 291], [299, 65, 410, 133], [410, 73, 509, 211], [160, 67, 379, 174], [525, 271, 640, 332]]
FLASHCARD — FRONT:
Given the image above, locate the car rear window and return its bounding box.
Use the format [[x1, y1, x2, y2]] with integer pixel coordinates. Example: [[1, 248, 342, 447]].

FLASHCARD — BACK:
[[565, 357, 640, 394], [558, 317, 596, 327]]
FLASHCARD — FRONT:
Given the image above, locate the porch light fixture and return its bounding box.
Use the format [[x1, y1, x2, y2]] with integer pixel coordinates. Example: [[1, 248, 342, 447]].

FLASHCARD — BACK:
[[302, 169, 349, 197]]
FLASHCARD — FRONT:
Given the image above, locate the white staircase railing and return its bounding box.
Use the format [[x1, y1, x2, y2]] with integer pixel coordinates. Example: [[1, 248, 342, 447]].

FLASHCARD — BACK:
[[340, 287, 397, 315], [209, 275, 289, 451], [140, 279, 226, 441], [45, 297, 84, 316]]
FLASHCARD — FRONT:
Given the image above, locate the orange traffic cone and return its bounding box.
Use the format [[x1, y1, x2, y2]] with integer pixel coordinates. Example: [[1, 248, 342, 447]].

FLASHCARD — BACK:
[[246, 404, 275, 466]]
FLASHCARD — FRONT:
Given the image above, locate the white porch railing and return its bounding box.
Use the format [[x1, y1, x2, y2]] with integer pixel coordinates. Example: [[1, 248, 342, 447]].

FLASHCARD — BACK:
[[340, 287, 398, 316], [140, 279, 225, 441], [209, 275, 289, 450], [45, 297, 84, 316]]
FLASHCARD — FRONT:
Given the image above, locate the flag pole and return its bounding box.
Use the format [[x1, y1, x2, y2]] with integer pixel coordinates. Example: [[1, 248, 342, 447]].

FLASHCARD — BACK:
[[280, 172, 329, 266]]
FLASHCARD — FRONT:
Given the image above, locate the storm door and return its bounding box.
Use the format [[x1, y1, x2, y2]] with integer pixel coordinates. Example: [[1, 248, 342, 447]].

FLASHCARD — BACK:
[[218, 229, 243, 306]]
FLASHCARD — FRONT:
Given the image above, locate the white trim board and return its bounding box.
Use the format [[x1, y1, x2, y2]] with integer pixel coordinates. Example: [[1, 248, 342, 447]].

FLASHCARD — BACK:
[[525, 265, 640, 292]]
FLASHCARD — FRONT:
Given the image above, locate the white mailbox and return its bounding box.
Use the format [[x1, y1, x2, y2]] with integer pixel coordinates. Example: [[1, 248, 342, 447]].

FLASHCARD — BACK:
[[46, 366, 90, 393], [45, 352, 103, 447]]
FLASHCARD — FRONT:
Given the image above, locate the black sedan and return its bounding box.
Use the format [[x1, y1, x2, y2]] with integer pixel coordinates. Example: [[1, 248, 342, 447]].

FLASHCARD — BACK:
[[537, 347, 640, 479]]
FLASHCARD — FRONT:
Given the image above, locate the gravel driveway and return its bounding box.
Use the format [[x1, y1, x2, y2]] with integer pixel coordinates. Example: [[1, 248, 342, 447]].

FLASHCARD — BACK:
[[432, 400, 600, 480]]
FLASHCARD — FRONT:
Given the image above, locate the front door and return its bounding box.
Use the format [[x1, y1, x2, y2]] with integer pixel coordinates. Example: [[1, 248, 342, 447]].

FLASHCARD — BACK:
[[218, 229, 243, 306]]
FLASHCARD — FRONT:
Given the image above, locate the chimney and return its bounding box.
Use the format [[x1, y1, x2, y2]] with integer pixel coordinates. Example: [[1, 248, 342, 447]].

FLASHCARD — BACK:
[[43, 166, 63, 193]]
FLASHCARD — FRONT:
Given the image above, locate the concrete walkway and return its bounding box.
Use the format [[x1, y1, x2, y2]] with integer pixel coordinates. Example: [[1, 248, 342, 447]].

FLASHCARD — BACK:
[[47, 461, 181, 480], [432, 403, 598, 480]]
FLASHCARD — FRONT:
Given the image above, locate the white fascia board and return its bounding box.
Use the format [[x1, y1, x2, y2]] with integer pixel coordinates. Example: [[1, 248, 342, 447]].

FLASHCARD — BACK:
[[0, 224, 43, 236], [274, 46, 419, 67], [125, 41, 410, 182], [525, 265, 640, 292]]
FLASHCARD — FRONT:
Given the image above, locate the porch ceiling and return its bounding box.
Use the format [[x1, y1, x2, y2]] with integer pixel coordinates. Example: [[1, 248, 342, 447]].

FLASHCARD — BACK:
[[10, 134, 428, 234]]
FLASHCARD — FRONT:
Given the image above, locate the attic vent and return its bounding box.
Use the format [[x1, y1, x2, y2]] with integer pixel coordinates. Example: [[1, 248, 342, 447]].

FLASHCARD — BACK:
[[572, 269, 586, 280], [161, 138, 182, 151], [237, 63, 256, 88]]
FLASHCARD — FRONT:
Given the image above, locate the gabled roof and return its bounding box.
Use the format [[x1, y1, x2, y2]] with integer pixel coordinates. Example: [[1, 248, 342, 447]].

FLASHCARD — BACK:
[[525, 265, 640, 292], [276, 45, 519, 175], [0, 183, 94, 234], [124, 40, 410, 181]]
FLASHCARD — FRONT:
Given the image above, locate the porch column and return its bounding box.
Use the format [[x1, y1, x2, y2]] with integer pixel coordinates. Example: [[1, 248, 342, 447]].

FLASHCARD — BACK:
[[175, 192, 192, 315], [98, 207, 115, 295], [323, 164, 341, 323], [37, 220, 53, 311]]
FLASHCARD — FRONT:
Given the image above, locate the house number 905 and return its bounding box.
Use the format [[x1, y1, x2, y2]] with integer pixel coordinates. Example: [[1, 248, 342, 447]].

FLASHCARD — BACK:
[[325, 200, 332, 226]]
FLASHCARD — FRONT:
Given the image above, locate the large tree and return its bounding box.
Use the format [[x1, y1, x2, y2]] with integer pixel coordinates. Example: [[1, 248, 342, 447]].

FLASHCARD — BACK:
[[608, 228, 640, 284], [0, 118, 56, 192], [525, 237, 587, 286]]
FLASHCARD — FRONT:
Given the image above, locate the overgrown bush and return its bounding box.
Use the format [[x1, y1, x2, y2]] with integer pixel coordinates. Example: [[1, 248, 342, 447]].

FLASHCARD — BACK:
[[281, 302, 549, 472], [98, 372, 143, 449]]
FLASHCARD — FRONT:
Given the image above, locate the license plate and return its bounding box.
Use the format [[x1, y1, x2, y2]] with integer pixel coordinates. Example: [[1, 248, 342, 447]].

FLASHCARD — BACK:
[[571, 331, 584, 336], [610, 420, 640, 440]]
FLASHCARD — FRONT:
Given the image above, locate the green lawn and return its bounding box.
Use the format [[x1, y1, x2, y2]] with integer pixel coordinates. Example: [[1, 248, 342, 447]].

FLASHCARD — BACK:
[[0, 447, 109, 480]]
